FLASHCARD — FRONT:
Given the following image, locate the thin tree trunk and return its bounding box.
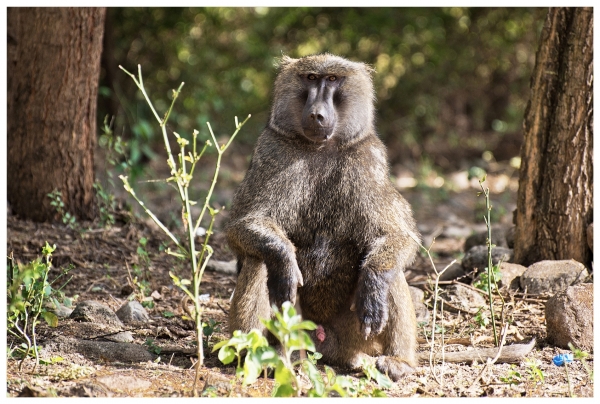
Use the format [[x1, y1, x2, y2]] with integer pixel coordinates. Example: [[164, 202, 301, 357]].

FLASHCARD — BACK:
[[7, 7, 106, 222], [514, 7, 593, 267]]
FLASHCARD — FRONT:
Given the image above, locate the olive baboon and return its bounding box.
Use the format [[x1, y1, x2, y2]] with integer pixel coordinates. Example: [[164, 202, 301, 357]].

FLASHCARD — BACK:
[[226, 53, 418, 380], [226, 54, 533, 380]]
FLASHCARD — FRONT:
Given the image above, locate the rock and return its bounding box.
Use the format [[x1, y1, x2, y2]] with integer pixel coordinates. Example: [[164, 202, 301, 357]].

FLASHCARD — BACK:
[[462, 245, 513, 273], [498, 262, 527, 290], [120, 284, 134, 296], [105, 331, 134, 343], [48, 302, 74, 318], [96, 374, 152, 392], [45, 335, 155, 363], [438, 262, 468, 282], [70, 301, 123, 328], [61, 382, 112, 398], [545, 283, 593, 352], [409, 286, 430, 323], [464, 225, 509, 252], [587, 223, 593, 251], [505, 226, 516, 249], [520, 260, 589, 295], [116, 301, 151, 323], [442, 283, 486, 313], [441, 225, 473, 239], [206, 259, 237, 275]]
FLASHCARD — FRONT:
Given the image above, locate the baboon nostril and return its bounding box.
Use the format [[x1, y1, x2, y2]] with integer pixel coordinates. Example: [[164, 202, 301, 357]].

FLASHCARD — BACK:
[[310, 113, 325, 123]]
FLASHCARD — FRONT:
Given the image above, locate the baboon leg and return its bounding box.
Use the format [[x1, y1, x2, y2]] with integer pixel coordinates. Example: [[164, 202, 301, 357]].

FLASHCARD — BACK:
[[375, 270, 417, 380], [229, 257, 270, 334], [313, 271, 417, 382]]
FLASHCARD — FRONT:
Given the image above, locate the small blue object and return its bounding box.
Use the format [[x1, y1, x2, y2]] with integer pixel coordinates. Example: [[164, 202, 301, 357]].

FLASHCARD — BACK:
[[553, 353, 573, 366]]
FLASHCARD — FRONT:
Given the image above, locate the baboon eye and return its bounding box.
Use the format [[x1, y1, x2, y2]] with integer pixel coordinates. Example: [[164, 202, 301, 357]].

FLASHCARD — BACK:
[[328, 76, 337, 81], [307, 74, 317, 80]]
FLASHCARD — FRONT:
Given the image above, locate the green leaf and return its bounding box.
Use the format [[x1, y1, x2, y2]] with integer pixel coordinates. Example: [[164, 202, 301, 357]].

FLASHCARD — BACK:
[[217, 346, 236, 364], [303, 360, 325, 396], [273, 382, 296, 398], [243, 350, 264, 385], [371, 389, 388, 397], [274, 361, 296, 392], [42, 311, 59, 327]]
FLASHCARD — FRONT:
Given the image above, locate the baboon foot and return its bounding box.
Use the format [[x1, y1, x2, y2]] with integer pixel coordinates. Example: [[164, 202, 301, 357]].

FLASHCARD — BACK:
[[375, 356, 414, 382]]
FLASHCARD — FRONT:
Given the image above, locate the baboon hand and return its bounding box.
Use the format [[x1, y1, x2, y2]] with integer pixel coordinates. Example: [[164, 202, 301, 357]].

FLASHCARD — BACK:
[[356, 294, 389, 340], [355, 269, 393, 339], [267, 259, 304, 308]]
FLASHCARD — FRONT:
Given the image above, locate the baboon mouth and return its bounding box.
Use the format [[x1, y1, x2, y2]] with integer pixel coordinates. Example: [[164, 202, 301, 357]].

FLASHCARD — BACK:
[[302, 127, 334, 142]]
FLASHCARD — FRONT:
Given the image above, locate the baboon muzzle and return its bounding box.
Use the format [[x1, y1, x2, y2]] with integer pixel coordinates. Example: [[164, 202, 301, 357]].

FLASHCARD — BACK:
[[301, 81, 337, 142]]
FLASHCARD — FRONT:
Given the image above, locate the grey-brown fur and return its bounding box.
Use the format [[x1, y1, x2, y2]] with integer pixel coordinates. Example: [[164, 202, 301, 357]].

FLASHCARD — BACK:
[[226, 53, 420, 380]]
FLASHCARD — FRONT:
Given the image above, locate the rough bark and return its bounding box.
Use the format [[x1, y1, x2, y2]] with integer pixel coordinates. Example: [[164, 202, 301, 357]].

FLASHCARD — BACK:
[[7, 8, 106, 222], [514, 8, 593, 267]]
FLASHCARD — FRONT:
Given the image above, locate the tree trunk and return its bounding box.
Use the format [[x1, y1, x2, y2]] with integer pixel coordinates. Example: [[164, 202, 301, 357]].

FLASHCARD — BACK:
[[514, 7, 593, 268], [7, 7, 106, 222]]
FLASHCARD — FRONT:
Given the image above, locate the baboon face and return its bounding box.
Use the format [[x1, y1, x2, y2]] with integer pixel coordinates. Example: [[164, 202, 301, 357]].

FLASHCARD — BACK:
[[269, 54, 376, 144], [299, 73, 344, 142]]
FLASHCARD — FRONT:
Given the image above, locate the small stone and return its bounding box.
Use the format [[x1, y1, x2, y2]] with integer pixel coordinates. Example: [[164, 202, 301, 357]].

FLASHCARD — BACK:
[[96, 374, 152, 392], [70, 301, 123, 328], [442, 283, 486, 313], [105, 331, 134, 343], [116, 300, 151, 323], [545, 283, 593, 351], [120, 284, 134, 296], [48, 302, 74, 318], [409, 286, 430, 323], [464, 226, 509, 252], [462, 245, 513, 273], [520, 260, 589, 295], [438, 262, 467, 282], [206, 259, 237, 275], [498, 262, 527, 290], [505, 226, 516, 249]]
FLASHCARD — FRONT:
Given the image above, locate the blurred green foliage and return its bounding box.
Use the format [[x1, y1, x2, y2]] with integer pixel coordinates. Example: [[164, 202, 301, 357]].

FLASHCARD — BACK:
[[99, 7, 544, 171]]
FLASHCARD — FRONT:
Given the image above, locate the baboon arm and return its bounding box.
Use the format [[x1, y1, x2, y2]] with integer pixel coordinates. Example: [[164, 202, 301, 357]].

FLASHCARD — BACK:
[[227, 217, 293, 261], [227, 217, 303, 306]]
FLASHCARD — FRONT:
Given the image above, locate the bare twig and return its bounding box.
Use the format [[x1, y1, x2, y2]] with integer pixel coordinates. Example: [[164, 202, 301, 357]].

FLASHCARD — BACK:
[[466, 323, 509, 392]]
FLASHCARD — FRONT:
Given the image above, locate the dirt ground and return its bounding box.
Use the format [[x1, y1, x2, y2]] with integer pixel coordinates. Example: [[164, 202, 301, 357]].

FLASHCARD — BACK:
[[5, 156, 594, 398]]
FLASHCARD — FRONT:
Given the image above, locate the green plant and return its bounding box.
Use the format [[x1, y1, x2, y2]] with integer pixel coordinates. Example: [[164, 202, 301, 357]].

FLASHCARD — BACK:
[[136, 237, 151, 267], [213, 328, 276, 385], [476, 175, 502, 345], [47, 189, 77, 229], [302, 360, 392, 398], [118, 64, 249, 394], [93, 181, 117, 227], [99, 114, 129, 174], [473, 307, 491, 329], [473, 264, 502, 293], [202, 318, 222, 348], [500, 364, 522, 385], [524, 358, 545, 384], [7, 244, 73, 370], [144, 338, 162, 355], [214, 302, 316, 396], [214, 302, 393, 397], [125, 260, 152, 307], [568, 343, 593, 380]]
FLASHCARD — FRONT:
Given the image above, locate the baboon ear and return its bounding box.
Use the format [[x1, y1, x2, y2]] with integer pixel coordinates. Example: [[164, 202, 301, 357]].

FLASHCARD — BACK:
[[362, 63, 376, 76], [276, 55, 298, 70]]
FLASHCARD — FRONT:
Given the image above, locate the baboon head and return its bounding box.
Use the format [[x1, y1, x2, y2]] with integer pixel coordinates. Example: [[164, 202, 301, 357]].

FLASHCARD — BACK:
[[269, 53, 376, 145]]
